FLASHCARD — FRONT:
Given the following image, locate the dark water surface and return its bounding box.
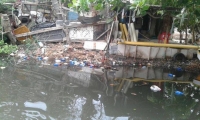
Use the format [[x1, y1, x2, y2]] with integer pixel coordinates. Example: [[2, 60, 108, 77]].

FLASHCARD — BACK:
[[0, 59, 200, 120]]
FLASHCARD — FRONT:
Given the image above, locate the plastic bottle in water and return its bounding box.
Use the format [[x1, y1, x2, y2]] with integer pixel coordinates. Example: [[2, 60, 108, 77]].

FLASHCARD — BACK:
[[168, 73, 175, 77], [53, 63, 59, 66], [175, 91, 184, 96], [176, 67, 183, 71]]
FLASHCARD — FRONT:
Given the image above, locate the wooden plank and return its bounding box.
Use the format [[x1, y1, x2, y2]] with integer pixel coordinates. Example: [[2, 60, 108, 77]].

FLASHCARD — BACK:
[[15, 26, 63, 38]]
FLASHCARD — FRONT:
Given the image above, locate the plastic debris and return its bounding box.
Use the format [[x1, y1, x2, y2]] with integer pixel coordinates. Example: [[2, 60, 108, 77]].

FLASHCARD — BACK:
[[0, 67, 6, 69], [142, 66, 146, 69], [10, 53, 15, 56], [175, 91, 184, 96], [24, 101, 47, 111], [197, 111, 199, 115], [131, 93, 137, 95], [168, 73, 175, 77], [60, 58, 66, 62], [53, 63, 60, 66], [74, 61, 79, 66], [90, 64, 94, 68], [55, 59, 61, 63], [150, 85, 161, 92], [176, 67, 183, 71], [195, 99, 199, 102], [190, 93, 194, 97], [23, 56, 28, 60], [41, 48, 45, 54], [79, 62, 85, 67], [69, 60, 75, 66], [18, 53, 26, 58], [63, 63, 68, 65], [38, 42, 44, 47], [38, 56, 43, 61], [43, 57, 48, 61], [191, 109, 194, 113]]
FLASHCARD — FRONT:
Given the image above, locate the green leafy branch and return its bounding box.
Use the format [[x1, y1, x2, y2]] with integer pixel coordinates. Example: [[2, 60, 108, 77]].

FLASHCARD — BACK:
[[0, 40, 17, 54]]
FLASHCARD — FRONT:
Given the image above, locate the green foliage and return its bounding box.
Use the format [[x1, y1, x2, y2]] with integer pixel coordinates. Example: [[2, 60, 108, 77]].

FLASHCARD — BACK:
[[130, 0, 150, 17], [0, 0, 15, 14], [0, 40, 17, 54], [66, 0, 126, 14]]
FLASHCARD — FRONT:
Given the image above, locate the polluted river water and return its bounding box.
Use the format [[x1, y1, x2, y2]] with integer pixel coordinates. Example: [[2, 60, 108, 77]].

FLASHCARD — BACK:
[[0, 57, 200, 120]]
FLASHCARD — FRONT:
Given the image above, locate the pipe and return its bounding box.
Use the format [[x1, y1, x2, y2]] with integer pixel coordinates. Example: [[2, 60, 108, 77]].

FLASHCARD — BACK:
[[118, 41, 200, 49]]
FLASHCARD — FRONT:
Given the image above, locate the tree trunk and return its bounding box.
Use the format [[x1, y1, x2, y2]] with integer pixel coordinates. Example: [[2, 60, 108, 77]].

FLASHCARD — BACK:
[[185, 28, 187, 45], [192, 27, 195, 43], [159, 14, 173, 36]]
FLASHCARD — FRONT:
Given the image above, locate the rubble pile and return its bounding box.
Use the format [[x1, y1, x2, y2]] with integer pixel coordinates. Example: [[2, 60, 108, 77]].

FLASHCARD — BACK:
[[13, 41, 200, 73]]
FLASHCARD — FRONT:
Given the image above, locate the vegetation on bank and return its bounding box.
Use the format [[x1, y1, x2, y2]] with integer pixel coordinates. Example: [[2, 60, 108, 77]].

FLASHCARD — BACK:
[[0, 0, 17, 55], [62, 0, 200, 43]]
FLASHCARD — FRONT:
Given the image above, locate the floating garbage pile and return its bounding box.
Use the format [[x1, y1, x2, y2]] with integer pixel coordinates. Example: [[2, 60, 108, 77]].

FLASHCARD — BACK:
[[13, 42, 200, 72]]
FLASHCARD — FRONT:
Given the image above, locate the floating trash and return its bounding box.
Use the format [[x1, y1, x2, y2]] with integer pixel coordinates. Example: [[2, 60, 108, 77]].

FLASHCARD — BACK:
[[60, 58, 66, 62], [195, 99, 199, 102], [53, 63, 60, 66], [38, 56, 43, 61], [131, 93, 137, 95], [24, 101, 47, 111], [38, 42, 44, 47], [63, 62, 68, 65], [175, 91, 184, 96], [10, 53, 15, 56], [23, 56, 28, 60], [176, 67, 183, 71], [150, 85, 161, 92], [55, 59, 61, 63], [197, 111, 199, 115], [168, 73, 175, 77], [18, 53, 26, 58], [43, 57, 48, 61], [191, 109, 194, 113], [190, 93, 194, 97], [79, 62, 85, 67], [142, 66, 146, 69], [0, 67, 6, 69]]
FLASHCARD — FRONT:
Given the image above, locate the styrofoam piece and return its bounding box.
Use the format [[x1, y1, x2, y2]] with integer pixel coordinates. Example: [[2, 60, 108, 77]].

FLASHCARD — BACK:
[[24, 101, 47, 111]]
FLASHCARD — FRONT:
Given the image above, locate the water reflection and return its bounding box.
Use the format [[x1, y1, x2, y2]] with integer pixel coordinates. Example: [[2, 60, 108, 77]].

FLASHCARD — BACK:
[[0, 59, 200, 120]]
